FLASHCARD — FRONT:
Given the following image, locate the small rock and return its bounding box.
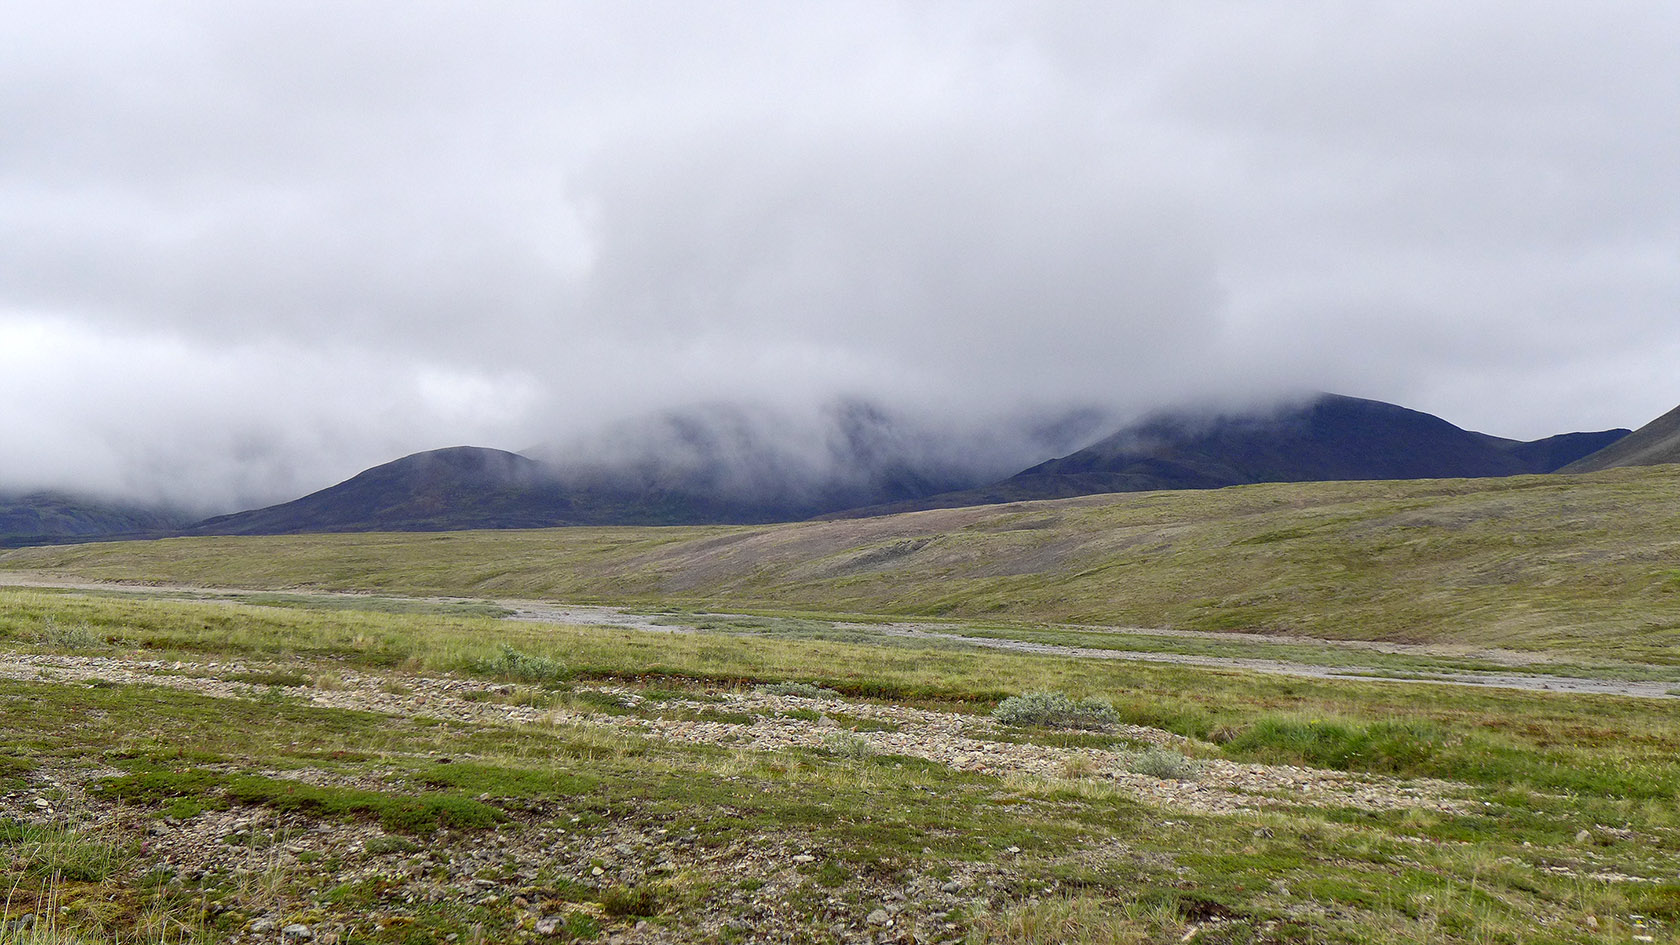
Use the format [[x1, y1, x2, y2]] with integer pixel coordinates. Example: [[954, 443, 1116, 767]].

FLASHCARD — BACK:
[[534, 917, 561, 936], [281, 923, 313, 940], [866, 909, 891, 926], [940, 880, 963, 894], [1575, 829, 1593, 844], [250, 918, 276, 933], [792, 854, 816, 864], [32, 798, 51, 809]]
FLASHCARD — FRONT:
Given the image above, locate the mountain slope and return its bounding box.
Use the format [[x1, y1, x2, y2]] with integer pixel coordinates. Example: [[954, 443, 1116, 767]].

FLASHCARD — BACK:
[[0, 492, 193, 548], [189, 447, 581, 535], [1559, 403, 1680, 472]]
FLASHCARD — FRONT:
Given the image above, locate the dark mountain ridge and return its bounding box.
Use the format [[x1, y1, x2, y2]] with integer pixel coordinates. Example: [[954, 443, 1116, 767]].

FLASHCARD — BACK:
[[836, 394, 1631, 515]]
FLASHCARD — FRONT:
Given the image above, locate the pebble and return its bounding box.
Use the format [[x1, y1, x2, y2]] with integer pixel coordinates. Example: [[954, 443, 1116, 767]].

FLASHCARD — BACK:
[[282, 924, 313, 940]]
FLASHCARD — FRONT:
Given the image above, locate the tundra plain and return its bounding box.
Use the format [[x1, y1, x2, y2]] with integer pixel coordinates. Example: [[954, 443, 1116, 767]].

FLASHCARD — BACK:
[[3, 468, 1680, 944]]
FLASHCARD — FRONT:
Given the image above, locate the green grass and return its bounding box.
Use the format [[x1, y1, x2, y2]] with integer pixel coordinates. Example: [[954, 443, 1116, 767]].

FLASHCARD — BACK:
[[1222, 717, 1452, 774], [6, 466, 1680, 658]]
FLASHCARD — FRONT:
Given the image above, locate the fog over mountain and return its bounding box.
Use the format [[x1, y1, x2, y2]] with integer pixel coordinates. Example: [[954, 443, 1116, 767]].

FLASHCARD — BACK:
[[528, 400, 1117, 518], [3, 4, 1677, 510]]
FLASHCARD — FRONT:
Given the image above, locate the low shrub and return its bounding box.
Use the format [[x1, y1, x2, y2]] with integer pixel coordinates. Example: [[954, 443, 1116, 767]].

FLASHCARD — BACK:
[[474, 645, 570, 685], [1125, 747, 1199, 781], [992, 691, 1119, 730], [29, 617, 105, 648], [820, 733, 876, 759]]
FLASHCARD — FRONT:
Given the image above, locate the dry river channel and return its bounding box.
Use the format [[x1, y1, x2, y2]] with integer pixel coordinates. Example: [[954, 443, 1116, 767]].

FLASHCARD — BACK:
[[3, 574, 1676, 700]]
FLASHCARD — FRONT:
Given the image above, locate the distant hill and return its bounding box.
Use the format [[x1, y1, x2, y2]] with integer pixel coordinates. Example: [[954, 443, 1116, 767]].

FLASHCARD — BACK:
[[838, 394, 1630, 514], [0, 492, 193, 548], [1559, 403, 1680, 473], [189, 447, 581, 535]]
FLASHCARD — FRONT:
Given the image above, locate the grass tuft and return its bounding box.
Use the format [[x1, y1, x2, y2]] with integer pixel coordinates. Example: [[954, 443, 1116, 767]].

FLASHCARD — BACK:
[[598, 884, 660, 918]]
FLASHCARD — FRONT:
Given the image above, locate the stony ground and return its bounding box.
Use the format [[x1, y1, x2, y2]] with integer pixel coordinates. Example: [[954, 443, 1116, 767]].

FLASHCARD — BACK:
[[0, 652, 1475, 820]]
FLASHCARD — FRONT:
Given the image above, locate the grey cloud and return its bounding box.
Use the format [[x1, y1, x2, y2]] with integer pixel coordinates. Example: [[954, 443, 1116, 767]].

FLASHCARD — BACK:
[[2, 2, 1677, 505]]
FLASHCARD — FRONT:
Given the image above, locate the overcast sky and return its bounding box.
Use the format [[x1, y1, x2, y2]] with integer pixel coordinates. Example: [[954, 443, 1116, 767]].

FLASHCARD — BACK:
[[3, 2, 1677, 510]]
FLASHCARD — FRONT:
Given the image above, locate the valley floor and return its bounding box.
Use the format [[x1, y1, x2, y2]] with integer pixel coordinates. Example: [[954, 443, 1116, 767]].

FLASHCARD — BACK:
[[2, 581, 1678, 944]]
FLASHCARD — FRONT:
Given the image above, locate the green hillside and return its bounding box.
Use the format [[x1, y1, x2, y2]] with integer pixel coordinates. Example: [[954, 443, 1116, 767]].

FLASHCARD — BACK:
[[5, 466, 1679, 660], [1561, 402, 1680, 471]]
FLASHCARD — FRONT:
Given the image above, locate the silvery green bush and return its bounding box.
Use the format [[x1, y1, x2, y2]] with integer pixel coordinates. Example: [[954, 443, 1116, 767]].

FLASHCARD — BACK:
[[992, 691, 1119, 730]]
